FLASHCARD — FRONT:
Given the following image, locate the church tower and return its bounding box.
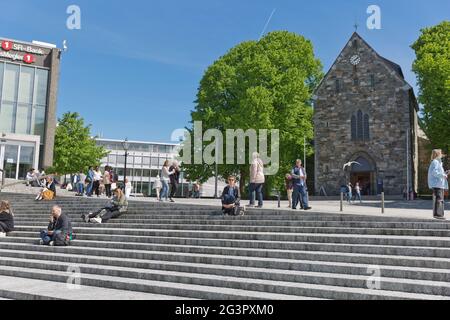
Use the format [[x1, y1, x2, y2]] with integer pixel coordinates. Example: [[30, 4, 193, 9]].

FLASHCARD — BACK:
[[313, 33, 419, 196]]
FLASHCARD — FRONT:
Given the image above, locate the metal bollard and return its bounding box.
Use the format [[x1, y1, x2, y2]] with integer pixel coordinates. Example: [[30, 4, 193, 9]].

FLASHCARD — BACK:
[[381, 192, 385, 214], [340, 192, 343, 212], [277, 191, 281, 208]]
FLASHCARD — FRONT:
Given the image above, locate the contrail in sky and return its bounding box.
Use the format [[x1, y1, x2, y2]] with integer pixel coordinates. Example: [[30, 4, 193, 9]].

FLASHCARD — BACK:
[[259, 8, 277, 40]]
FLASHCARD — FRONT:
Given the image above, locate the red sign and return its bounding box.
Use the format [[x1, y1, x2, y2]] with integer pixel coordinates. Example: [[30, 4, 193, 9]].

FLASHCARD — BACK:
[[23, 54, 35, 64], [1, 41, 13, 51]]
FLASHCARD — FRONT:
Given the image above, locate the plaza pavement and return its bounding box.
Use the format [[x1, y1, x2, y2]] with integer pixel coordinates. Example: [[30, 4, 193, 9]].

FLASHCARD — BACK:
[[1, 180, 448, 221]]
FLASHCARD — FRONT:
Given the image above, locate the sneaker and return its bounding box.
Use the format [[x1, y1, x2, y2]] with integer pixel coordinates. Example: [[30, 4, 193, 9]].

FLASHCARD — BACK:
[[0, 233, 6, 238], [90, 217, 102, 224], [39, 239, 44, 245], [49, 241, 54, 246], [434, 216, 446, 220], [304, 207, 312, 211]]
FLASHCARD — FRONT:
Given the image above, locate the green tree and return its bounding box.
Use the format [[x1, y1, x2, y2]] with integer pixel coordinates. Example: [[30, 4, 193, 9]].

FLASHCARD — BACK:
[[182, 31, 323, 195], [412, 21, 450, 155], [53, 112, 108, 175]]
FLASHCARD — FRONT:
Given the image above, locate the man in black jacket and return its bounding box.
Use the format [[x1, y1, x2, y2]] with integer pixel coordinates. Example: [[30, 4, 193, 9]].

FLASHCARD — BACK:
[[169, 161, 180, 202], [221, 176, 243, 216], [39, 206, 73, 246]]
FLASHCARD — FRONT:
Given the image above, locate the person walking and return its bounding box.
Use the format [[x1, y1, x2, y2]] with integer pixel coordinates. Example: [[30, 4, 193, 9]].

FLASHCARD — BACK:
[[291, 160, 311, 211], [153, 175, 162, 200], [169, 161, 181, 202], [347, 182, 353, 204], [285, 174, 294, 208], [354, 182, 362, 203], [103, 166, 112, 198], [124, 178, 132, 199], [161, 160, 174, 202], [92, 166, 103, 197], [248, 152, 265, 208], [86, 167, 94, 197], [428, 149, 449, 220]]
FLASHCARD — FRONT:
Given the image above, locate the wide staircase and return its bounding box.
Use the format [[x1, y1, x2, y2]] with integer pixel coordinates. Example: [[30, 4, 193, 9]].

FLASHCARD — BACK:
[[0, 192, 450, 300]]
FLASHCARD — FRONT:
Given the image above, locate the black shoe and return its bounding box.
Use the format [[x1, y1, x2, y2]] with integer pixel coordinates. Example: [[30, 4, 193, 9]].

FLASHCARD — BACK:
[[304, 207, 312, 211], [433, 216, 446, 220]]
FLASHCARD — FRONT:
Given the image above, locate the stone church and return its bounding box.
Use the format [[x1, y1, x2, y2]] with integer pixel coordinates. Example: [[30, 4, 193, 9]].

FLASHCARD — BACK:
[[313, 33, 420, 196]]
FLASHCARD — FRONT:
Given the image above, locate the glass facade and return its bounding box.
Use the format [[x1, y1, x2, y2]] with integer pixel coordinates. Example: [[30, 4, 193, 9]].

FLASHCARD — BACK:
[[0, 61, 49, 140]]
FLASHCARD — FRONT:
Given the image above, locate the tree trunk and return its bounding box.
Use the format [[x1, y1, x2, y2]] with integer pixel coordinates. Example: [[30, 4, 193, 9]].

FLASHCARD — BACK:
[[240, 169, 246, 199]]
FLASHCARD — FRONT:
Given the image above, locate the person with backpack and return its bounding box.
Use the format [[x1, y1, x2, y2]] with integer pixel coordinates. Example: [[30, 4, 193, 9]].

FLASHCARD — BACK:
[[81, 188, 128, 224], [0, 201, 14, 237], [221, 176, 243, 216], [39, 206, 73, 246]]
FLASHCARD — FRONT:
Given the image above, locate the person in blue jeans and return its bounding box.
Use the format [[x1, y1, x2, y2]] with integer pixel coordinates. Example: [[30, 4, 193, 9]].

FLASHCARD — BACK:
[[85, 167, 94, 197], [291, 160, 312, 211], [40, 206, 73, 246]]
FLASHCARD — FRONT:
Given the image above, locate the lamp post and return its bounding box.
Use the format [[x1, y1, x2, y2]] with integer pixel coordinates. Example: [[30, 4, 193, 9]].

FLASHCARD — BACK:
[[122, 138, 130, 189]]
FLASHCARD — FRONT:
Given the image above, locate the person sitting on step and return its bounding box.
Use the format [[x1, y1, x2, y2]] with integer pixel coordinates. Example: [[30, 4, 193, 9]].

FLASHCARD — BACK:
[[82, 188, 128, 224], [221, 176, 243, 216], [0, 201, 14, 237], [35, 176, 56, 201], [40, 205, 73, 246]]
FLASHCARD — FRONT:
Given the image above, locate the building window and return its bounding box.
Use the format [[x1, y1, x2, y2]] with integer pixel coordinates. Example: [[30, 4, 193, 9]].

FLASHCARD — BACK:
[[335, 79, 341, 94], [353, 39, 358, 49], [351, 110, 370, 141], [353, 78, 359, 86], [370, 74, 375, 89]]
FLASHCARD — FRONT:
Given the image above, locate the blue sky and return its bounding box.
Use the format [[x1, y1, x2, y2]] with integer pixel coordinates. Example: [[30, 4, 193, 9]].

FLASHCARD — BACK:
[[1, 0, 449, 143]]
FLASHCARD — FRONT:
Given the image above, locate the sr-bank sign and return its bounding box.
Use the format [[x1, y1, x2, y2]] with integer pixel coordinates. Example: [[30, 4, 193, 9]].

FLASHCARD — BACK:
[[0, 40, 45, 64]]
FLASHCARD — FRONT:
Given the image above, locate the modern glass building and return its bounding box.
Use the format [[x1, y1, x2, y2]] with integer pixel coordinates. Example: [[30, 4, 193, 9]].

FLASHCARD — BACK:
[[0, 38, 61, 180], [96, 138, 180, 196], [96, 138, 225, 197]]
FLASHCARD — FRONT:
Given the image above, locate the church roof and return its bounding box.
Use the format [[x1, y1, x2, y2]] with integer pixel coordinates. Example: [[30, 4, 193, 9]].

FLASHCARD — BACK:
[[314, 32, 411, 96]]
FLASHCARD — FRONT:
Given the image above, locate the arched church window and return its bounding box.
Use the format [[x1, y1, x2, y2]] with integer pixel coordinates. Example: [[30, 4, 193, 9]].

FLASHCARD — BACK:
[[364, 114, 370, 140], [357, 110, 363, 139], [351, 110, 370, 141], [335, 79, 341, 94]]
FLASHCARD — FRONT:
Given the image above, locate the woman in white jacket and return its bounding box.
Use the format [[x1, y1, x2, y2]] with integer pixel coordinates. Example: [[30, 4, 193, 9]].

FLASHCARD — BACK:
[[428, 149, 449, 220], [160, 160, 174, 202], [249, 152, 265, 208]]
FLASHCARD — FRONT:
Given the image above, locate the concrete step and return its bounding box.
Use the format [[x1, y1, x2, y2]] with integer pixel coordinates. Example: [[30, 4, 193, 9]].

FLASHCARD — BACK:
[[12, 226, 450, 248], [5, 233, 450, 259], [0, 275, 192, 300], [0, 266, 317, 300], [2, 246, 450, 283], [6, 233, 450, 259], [11, 221, 450, 237], [12, 218, 450, 230], [1, 241, 450, 271], [1, 256, 450, 298]]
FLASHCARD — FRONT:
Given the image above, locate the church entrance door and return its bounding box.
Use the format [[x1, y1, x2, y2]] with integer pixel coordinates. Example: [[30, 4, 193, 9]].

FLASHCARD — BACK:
[[349, 155, 377, 196]]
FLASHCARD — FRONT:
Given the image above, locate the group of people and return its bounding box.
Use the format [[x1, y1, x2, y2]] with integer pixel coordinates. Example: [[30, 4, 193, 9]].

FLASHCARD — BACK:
[[72, 166, 133, 199], [340, 182, 363, 204], [220, 154, 312, 216]]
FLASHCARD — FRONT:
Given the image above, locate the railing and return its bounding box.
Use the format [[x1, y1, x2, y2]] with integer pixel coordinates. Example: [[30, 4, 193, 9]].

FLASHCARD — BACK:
[[0, 169, 4, 192]]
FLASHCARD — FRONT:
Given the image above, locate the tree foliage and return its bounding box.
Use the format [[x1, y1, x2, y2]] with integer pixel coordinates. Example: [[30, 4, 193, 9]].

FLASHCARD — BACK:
[[182, 31, 323, 194], [412, 21, 450, 152], [53, 112, 108, 175]]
